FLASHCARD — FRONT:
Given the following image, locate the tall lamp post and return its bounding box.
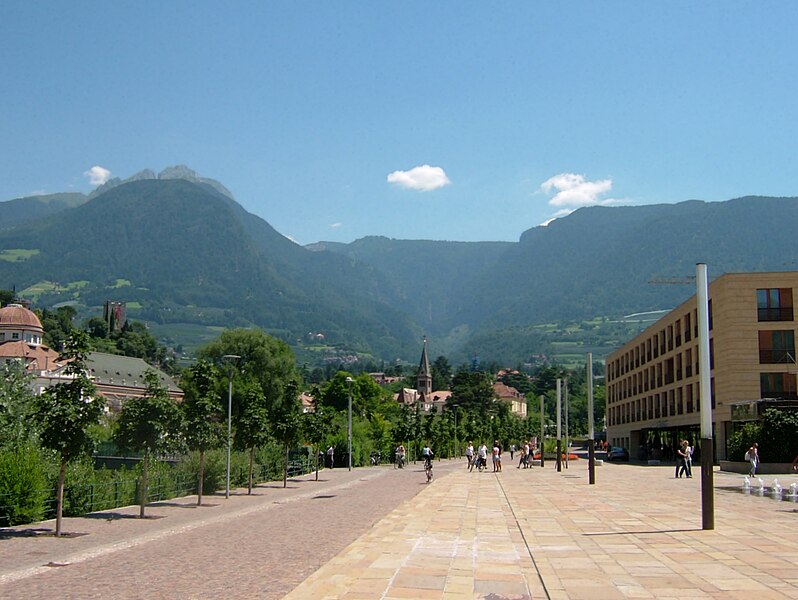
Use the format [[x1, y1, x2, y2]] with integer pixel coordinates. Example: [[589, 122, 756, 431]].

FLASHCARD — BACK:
[[346, 377, 353, 471], [587, 352, 596, 484], [556, 378, 562, 472], [451, 404, 459, 458], [539, 395, 545, 468], [222, 354, 241, 500], [696, 263, 714, 530]]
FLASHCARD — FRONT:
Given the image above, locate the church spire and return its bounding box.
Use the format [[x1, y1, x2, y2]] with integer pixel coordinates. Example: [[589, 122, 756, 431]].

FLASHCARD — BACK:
[[417, 336, 432, 396]]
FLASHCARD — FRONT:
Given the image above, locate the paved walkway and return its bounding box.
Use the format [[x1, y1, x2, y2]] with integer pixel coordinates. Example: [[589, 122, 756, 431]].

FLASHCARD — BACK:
[[2, 459, 798, 599]]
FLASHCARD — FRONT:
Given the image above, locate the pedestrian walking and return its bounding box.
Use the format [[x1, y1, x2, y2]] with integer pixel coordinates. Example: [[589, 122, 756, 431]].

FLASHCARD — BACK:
[[326, 445, 335, 469], [684, 441, 693, 478], [676, 440, 688, 478], [465, 441, 474, 469], [477, 443, 488, 471], [745, 442, 759, 477]]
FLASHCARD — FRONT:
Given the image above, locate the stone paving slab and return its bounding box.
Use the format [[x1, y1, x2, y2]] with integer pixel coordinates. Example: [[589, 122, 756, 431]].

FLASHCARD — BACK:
[[285, 462, 798, 599], [2, 460, 798, 599], [0, 462, 461, 599]]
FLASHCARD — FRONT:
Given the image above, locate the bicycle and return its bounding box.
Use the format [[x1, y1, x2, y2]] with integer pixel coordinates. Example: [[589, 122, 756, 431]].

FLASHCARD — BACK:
[[370, 452, 381, 466], [424, 461, 433, 483]]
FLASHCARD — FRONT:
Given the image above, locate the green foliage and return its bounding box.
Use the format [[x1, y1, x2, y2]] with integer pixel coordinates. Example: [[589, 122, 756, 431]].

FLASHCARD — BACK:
[[0, 288, 16, 306], [431, 356, 452, 391], [727, 422, 763, 462], [759, 408, 798, 463], [0, 361, 37, 447], [0, 445, 48, 526], [181, 361, 223, 454], [234, 387, 270, 452], [33, 330, 101, 462], [728, 409, 798, 463], [114, 370, 184, 457], [449, 369, 495, 414], [38, 305, 77, 351], [175, 450, 226, 495]]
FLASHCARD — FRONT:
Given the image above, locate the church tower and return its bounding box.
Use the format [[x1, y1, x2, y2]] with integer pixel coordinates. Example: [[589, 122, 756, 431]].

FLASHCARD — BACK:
[[416, 336, 432, 398]]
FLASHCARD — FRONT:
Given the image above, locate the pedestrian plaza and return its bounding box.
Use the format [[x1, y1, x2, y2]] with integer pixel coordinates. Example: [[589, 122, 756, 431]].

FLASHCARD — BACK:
[[2, 459, 797, 599]]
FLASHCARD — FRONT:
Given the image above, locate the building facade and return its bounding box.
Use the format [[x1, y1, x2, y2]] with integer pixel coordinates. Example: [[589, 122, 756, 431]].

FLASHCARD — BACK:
[[605, 271, 798, 461]]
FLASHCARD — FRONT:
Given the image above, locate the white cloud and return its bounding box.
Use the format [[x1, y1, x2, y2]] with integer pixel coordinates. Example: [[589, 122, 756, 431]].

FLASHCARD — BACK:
[[329, 222, 342, 228], [84, 165, 112, 186], [540, 173, 613, 208], [387, 165, 451, 192]]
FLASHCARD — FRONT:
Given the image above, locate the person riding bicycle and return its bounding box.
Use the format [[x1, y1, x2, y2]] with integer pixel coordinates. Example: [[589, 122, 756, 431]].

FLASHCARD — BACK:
[[422, 443, 433, 469], [395, 445, 406, 468]]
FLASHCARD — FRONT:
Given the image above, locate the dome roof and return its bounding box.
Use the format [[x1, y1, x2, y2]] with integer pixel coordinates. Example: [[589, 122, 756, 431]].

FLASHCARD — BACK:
[[0, 304, 44, 331]]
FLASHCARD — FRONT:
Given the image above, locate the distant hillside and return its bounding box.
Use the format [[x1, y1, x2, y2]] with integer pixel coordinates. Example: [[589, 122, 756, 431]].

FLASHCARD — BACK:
[[0, 178, 420, 360], [1, 169, 796, 366], [308, 237, 513, 334], [0, 193, 87, 230]]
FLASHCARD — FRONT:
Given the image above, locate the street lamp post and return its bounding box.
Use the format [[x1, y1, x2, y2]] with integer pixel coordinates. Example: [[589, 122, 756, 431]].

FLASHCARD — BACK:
[[696, 263, 714, 530], [539, 394, 545, 468], [556, 378, 562, 472], [451, 404, 459, 458], [564, 379, 569, 469], [222, 354, 241, 500], [587, 352, 596, 485], [346, 377, 353, 471]]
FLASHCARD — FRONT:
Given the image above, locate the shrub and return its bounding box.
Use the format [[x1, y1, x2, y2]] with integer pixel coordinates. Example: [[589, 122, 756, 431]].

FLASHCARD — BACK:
[[727, 421, 762, 462], [759, 408, 798, 463], [0, 445, 48, 526]]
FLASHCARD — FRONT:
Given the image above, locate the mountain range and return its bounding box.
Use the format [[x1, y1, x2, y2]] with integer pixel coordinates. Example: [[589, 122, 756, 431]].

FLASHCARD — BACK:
[[2, 166, 797, 366]]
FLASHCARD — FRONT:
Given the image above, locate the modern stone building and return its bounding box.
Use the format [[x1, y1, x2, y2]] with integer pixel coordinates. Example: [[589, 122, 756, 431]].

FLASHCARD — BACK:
[[605, 271, 798, 461]]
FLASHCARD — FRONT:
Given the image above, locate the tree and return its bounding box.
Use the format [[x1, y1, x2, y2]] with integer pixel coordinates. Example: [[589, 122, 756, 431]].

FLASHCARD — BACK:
[[234, 386, 270, 494], [115, 370, 183, 518], [181, 361, 223, 505], [39, 305, 77, 351], [0, 360, 36, 447], [432, 355, 452, 391], [32, 330, 101, 536], [0, 289, 15, 306], [270, 380, 302, 488], [302, 390, 334, 480], [448, 369, 495, 414]]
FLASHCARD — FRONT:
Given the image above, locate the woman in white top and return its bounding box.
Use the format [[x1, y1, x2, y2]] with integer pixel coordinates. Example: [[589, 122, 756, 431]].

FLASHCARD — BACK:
[[465, 442, 475, 469]]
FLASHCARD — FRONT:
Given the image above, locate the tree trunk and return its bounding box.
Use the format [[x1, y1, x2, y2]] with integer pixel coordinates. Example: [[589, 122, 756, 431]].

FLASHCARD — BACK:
[[139, 452, 149, 519], [315, 445, 319, 481], [197, 450, 205, 506], [55, 458, 67, 537], [283, 444, 289, 488], [248, 446, 255, 495]]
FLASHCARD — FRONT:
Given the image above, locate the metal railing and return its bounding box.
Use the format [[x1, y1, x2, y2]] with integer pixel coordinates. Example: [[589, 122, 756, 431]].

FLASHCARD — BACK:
[[1, 455, 319, 528]]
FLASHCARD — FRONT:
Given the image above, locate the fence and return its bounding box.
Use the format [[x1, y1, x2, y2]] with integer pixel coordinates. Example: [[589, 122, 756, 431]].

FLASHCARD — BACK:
[[0, 454, 319, 528]]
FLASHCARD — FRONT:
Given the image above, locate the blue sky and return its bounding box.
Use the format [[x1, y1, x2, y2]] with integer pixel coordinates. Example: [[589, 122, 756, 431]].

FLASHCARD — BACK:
[[2, 2, 797, 245]]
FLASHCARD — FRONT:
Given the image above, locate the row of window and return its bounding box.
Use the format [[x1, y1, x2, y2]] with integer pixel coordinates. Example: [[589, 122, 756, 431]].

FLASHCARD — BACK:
[[607, 381, 711, 427], [609, 288, 796, 382], [608, 308, 701, 381], [608, 372, 798, 427], [608, 329, 795, 405], [607, 344, 703, 404], [0, 331, 41, 344]]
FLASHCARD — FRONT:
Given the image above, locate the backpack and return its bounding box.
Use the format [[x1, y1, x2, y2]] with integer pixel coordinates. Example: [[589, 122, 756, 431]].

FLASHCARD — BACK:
[[744, 450, 751, 461]]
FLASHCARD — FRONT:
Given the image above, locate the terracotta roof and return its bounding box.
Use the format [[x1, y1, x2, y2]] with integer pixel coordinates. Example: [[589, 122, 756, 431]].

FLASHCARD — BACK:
[[0, 340, 62, 371], [0, 304, 43, 330]]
